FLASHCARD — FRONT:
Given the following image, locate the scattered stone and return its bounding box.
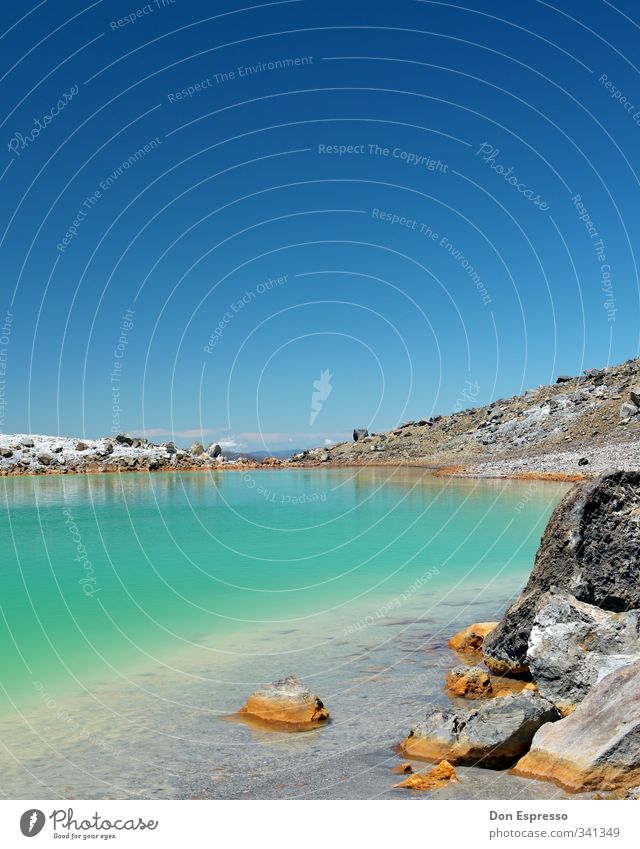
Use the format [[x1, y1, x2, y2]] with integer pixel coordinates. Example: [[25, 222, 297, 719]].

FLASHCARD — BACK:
[[513, 663, 640, 791], [400, 692, 559, 767], [526, 588, 640, 714], [75, 441, 88, 451], [578, 457, 589, 466], [353, 428, 369, 442], [238, 675, 329, 728], [620, 401, 638, 418], [445, 666, 493, 699], [390, 762, 413, 775], [164, 442, 177, 455], [556, 375, 573, 383], [448, 622, 498, 656], [394, 760, 459, 791], [115, 433, 134, 446], [483, 471, 640, 676], [37, 453, 54, 466], [21, 439, 34, 448], [261, 456, 281, 467], [0, 448, 13, 458], [190, 442, 204, 456], [208, 443, 222, 458], [630, 387, 640, 406]]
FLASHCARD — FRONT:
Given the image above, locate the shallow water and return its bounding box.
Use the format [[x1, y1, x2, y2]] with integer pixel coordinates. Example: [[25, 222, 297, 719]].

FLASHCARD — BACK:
[[0, 469, 569, 799]]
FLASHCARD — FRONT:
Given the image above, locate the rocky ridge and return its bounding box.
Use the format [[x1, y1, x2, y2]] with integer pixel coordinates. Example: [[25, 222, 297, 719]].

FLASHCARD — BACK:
[[294, 358, 640, 476]]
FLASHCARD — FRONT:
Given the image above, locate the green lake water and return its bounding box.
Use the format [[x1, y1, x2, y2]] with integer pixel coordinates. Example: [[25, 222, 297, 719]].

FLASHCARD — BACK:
[[0, 468, 567, 715]]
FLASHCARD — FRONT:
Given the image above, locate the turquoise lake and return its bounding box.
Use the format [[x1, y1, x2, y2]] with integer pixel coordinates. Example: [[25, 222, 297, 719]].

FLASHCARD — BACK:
[[0, 468, 567, 716]]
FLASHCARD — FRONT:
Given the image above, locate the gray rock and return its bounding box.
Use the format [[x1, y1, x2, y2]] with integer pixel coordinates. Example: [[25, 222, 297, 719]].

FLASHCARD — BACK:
[[556, 375, 573, 383], [484, 471, 640, 676], [353, 428, 369, 442], [514, 663, 640, 791], [190, 441, 204, 456], [207, 443, 222, 458], [620, 401, 638, 418], [402, 692, 559, 768], [0, 447, 13, 458], [75, 441, 89, 451], [115, 433, 133, 446], [578, 457, 589, 466], [37, 453, 54, 466], [21, 438, 34, 448], [527, 589, 640, 711], [164, 442, 177, 455], [630, 387, 640, 406], [488, 407, 503, 420]]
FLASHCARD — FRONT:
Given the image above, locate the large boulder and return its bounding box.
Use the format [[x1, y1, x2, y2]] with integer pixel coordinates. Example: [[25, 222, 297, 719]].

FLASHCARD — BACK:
[[483, 471, 640, 676], [400, 692, 559, 768], [527, 588, 640, 713], [513, 663, 640, 791], [353, 428, 369, 442], [238, 675, 329, 729]]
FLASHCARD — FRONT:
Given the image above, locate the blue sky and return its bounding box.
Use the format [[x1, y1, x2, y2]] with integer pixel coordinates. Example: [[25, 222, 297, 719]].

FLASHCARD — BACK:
[[1, 0, 639, 451]]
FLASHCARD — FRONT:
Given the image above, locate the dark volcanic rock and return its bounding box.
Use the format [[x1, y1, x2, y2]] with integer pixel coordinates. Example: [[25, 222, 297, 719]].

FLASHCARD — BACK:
[[400, 692, 559, 767], [484, 471, 640, 676], [115, 433, 134, 446], [353, 428, 369, 442], [527, 588, 640, 712]]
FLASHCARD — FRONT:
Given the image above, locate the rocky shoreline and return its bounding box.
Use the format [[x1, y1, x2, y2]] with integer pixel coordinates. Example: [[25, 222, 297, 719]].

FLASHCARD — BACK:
[[0, 433, 271, 476], [223, 471, 640, 798], [292, 357, 640, 478], [397, 471, 640, 796], [6, 358, 640, 480]]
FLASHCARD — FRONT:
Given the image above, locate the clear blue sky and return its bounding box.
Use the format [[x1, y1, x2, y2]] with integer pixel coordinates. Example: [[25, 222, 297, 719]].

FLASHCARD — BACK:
[[1, 0, 639, 451]]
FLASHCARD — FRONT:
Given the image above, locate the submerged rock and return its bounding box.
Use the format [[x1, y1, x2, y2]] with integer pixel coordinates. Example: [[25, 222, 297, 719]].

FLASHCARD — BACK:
[[238, 675, 329, 728], [445, 666, 493, 699], [527, 588, 640, 713], [448, 622, 498, 656], [390, 762, 413, 775], [513, 663, 640, 791], [400, 692, 559, 767], [483, 471, 640, 676], [394, 760, 459, 791]]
